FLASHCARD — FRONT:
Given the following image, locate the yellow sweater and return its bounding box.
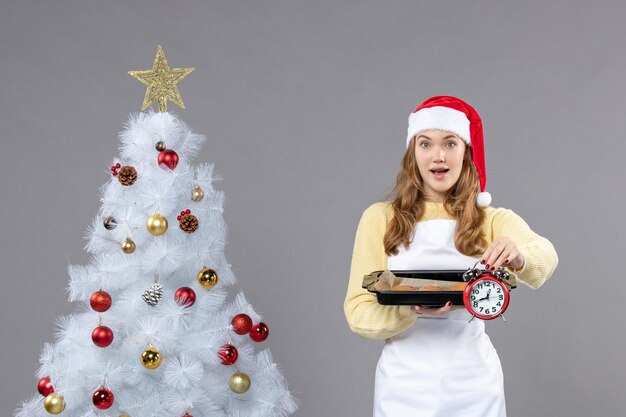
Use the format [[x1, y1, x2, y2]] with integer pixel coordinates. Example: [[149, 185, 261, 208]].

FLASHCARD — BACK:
[[344, 201, 558, 340]]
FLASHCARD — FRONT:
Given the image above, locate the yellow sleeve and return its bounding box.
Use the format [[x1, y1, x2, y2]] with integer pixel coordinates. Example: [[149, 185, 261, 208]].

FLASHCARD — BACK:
[[343, 203, 418, 340], [488, 208, 558, 289]]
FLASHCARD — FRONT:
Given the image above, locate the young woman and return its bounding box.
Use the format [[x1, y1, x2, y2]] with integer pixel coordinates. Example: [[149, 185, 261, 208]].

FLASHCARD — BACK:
[[344, 96, 558, 417]]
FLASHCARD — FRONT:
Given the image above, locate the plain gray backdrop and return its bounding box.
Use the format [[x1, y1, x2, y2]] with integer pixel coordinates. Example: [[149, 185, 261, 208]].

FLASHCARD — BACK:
[[1, 1, 624, 416]]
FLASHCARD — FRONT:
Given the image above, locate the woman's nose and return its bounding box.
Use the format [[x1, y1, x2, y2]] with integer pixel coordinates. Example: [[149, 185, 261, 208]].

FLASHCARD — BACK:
[[433, 148, 445, 162]]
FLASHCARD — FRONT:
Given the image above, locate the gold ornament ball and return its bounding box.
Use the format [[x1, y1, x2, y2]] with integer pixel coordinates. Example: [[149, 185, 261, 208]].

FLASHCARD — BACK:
[[122, 238, 136, 254], [228, 371, 251, 394], [44, 393, 65, 414], [147, 213, 168, 236], [141, 346, 162, 369], [155, 140, 166, 152], [191, 185, 204, 202], [197, 268, 218, 289]]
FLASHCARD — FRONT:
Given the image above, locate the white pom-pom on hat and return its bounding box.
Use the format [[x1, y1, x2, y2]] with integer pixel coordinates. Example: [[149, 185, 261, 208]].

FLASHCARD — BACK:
[[476, 191, 492, 208]]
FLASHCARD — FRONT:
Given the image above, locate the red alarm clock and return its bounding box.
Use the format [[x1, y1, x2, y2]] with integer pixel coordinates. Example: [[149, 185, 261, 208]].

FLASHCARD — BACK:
[[462, 267, 511, 321]]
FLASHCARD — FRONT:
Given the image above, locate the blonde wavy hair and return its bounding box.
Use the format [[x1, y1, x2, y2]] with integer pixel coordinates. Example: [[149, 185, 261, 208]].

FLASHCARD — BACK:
[[383, 137, 487, 256]]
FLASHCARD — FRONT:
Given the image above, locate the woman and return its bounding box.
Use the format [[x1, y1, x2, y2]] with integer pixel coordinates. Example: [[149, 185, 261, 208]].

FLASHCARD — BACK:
[[343, 96, 558, 417]]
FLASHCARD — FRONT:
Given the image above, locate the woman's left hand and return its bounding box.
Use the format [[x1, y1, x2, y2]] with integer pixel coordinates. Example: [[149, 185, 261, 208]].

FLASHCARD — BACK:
[[481, 237, 525, 271]]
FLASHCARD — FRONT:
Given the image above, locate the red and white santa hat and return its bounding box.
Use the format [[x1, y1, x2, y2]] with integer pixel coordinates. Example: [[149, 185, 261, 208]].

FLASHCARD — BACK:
[[407, 95, 491, 207]]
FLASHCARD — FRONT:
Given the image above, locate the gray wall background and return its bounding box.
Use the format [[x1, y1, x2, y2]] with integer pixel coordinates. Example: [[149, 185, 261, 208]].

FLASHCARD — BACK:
[[1, 1, 623, 416]]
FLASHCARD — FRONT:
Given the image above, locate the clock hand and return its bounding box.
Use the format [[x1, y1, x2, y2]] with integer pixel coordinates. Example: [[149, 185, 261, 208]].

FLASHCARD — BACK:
[[476, 290, 490, 301]]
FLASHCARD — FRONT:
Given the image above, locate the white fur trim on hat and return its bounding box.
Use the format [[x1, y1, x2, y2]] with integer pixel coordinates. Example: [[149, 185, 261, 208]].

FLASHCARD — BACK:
[[407, 106, 471, 148]]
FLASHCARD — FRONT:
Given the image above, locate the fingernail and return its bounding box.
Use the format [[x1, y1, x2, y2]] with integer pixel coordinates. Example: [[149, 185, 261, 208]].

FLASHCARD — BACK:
[[447, 301, 452, 307], [505, 259, 509, 264], [490, 266, 495, 271], [481, 259, 486, 264], [485, 264, 490, 269]]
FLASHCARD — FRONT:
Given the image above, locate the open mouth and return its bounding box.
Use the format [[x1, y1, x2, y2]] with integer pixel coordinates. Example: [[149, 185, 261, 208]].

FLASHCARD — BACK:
[[430, 168, 449, 179]]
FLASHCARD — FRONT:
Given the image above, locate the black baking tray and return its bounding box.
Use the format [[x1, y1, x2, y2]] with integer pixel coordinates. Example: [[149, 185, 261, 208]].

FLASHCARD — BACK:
[[362, 269, 516, 306]]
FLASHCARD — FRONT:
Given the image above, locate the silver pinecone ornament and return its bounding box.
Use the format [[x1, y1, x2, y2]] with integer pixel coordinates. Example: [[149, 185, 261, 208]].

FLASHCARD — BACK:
[[142, 282, 163, 306]]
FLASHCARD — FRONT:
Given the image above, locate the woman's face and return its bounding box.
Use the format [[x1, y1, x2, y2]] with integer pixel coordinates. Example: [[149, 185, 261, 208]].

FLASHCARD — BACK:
[[413, 129, 466, 203]]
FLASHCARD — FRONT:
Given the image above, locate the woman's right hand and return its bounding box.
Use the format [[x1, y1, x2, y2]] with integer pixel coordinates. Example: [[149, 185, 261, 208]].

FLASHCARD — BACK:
[[413, 301, 463, 316]]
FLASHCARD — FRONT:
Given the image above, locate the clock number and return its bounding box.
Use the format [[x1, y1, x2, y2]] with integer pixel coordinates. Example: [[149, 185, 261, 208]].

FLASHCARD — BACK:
[[496, 287, 501, 293], [498, 295, 503, 300], [473, 301, 478, 307], [473, 289, 479, 294]]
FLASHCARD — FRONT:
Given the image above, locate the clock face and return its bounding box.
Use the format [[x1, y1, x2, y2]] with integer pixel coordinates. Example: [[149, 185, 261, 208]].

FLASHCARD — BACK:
[[463, 276, 510, 320]]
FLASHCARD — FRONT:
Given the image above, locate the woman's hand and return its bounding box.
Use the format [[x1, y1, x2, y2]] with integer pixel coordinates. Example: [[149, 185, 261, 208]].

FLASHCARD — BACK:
[[413, 302, 464, 316], [481, 237, 525, 271]]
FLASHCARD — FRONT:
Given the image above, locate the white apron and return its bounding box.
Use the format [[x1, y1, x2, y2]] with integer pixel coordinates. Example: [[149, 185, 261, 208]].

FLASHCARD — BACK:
[[374, 219, 506, 417]]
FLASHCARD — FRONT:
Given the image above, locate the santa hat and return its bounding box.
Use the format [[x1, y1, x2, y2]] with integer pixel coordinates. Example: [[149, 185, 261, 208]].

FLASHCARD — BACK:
[[406, 95, 491, 207]]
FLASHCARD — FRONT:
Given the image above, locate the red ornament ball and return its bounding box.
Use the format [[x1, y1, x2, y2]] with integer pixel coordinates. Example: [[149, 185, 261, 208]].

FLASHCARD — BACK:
[[90, 290, 112, 312], [37, 376, 54, 396], [174, 287, 196, 307], [249, 322, 269, 342], [218, 344, 238, 365], [158, 149, 179, 170], [93, 387, 114, 409], [92, 325, 114, 347], [231, 314, 253, 335]]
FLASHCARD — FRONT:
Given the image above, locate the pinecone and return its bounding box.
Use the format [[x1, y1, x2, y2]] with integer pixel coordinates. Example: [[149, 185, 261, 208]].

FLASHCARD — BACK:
[[118, 166, 137, 186], [179, 213, 199, 233], [142, 283, 163, 306]]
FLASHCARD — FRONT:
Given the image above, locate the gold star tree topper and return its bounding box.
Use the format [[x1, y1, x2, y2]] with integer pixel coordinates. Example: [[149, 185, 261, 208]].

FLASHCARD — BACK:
[[128, 45, 195, 112]]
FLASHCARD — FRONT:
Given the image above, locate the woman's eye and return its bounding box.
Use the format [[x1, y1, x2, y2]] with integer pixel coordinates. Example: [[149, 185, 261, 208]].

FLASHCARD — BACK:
[[445, 142, 456, 148], [419, 142, 430, 148]]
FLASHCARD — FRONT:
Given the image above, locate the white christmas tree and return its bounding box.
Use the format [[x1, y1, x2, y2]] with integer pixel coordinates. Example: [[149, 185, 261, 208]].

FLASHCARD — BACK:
[[15, 46, 297, 417]]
